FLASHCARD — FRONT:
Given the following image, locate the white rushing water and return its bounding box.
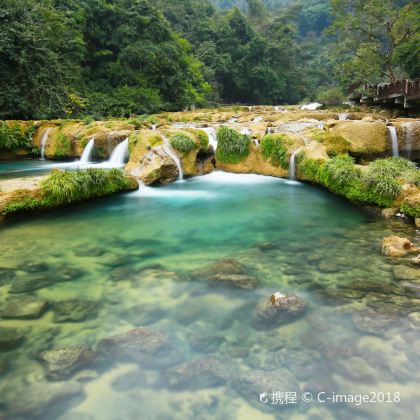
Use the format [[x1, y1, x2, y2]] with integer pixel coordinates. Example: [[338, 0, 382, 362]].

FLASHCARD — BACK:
[[96, 138, 129, 168], [301, 102, 322, 110], [387, 126, 399, 157], [79, 138, 95, 163], [241, 127, 252, 136], [289, 148, 303, 180], [201, 127, 218, 150], [402, 122, 413, 160], [40, 128, 52, 160], [338, 113, 349, 121], [163, 137, 183, 181]]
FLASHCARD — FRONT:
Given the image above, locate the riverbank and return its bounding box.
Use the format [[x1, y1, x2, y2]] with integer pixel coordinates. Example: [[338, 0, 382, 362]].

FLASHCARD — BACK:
[[0, 107, 419, 222]]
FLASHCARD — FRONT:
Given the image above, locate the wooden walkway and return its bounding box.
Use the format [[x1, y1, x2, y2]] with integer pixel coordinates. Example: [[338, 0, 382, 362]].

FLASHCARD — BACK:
[[350, 79, 420, 109]]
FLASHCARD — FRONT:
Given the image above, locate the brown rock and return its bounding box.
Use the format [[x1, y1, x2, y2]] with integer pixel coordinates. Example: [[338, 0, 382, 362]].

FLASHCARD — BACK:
[[381, 235, 415, 258], [207, 273, 257, 289]]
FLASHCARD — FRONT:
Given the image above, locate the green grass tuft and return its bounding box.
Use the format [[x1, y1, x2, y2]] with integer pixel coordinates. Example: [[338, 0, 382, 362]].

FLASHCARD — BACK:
[[170, 134, 195, 154], [260, 134, 291, 169], [215, 127, 250, 164]]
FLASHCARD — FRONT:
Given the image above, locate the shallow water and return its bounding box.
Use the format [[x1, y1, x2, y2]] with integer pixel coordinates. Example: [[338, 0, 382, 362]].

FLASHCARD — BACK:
[[0, 171, 419, 419]]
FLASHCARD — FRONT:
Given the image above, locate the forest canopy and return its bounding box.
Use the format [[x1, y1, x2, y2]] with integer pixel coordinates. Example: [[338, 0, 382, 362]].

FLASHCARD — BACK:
[[0, 0, 418, 119]]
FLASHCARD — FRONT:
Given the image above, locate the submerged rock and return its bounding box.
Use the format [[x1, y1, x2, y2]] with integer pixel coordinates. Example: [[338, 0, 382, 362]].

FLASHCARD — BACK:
[[232, 369, 300, 402], [207, 273, 257, 289], [402, 282, 420, 297], [382, 236, 416, 258], [120, 303, 167, 326], [53, 299, 98, 323], [254, 292, 306, 325], [20, 262, 49, 273], [352, 310, 399, 335], [1, 379, 83, 417], [74, 247, 105, 257], [392, 265, 419, 282], [1, 295, 48, 319], [167, 356, 230, 389], [96, 327, 182, 367], [9, 267, 83, 293], [0, 267, 16, 285], [317, 288, 365, 306], [0, 327, 25, 351], [39, 345, 95, 380], [193, 258, 247, 278], [381, 208, 398, 219]]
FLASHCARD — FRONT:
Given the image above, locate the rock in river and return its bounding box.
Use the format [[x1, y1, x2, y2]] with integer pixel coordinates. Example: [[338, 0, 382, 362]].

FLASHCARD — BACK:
[[254, 292, 306, 325], [39, 345, 95, 380], [167, 356, 231, 389], [53, 299, 98, 323], [0, 327, 25, 351], [207, 273, 257, 289], [1, 295, 48, 319], [381, 236, 417, 258], [392, 265, 419, 282], [96, 327, 182, 368]]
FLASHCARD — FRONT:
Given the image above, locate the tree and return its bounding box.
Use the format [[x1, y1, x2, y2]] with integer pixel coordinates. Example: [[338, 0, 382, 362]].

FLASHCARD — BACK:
[[0, 0, 84, 119], [329, 0, 419, 89]]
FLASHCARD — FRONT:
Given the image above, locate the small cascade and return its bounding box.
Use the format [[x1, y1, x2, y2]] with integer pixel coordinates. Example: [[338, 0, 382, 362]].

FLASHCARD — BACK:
[[163, 137, 183, 181], [40, 128, 51, 160], [241, 128, 252, 136], [317, 121, 324, 130], [79, 138, 95, 163], [289, 149, 302, 180], [402, 122, 413, 160], [151, 124, 157, 131], [108, 138, 129, 166], [338, 113, 349, 121], [387, 126, 399, 157], [253, 116, 263, 123], [201, 127, 218, 150]]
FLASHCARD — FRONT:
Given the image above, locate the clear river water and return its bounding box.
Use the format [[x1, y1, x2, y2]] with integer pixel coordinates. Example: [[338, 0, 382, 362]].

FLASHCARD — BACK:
[[0, 168, 419, 420]]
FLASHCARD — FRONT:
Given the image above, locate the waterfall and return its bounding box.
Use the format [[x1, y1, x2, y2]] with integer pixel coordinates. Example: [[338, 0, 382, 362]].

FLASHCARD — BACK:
[[402, 122, 413, 160], [289, 149, 302, 180], [79, 138, 95, 163], [163, 137, 183, 181], [103, 138, 129, 167], [151, 124, 157, 131], [40, 128, 51, 160], [387, 126, 399, 157], [338, 113, 349, 121], [201, 127, 217, 150], [241, 128, 252, 136]]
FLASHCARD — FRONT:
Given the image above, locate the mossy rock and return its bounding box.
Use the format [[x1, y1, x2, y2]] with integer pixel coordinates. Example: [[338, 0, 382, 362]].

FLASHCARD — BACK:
[[310, 130, 351, 157], [330, 121, 389, 159]]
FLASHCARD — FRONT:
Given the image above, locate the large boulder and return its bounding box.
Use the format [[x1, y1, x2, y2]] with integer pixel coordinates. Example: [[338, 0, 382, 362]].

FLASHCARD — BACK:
[[254, 292, 306, 325], [0, 327, 25, 351], [96, 327, 182, 367], [381, 235, 417, 258], [126, 145, 179, 185], [330, 121, 389, 159]]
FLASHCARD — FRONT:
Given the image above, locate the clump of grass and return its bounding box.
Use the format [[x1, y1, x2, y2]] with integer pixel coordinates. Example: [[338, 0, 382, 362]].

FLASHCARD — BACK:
[[41, 168, 130, 205], [0, 122, 34, 151], [261, 134, 291, 169], [196, 131, 209, 150], [170, 134, 195, 154], [215, 127, 250, 164]]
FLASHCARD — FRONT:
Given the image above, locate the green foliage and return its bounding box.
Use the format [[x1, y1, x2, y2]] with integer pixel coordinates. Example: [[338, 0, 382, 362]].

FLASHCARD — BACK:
[[312, 130, 350, 157], [0, 122, 34, 151], [2, 196, 42, 215], [316, 88, 344, 106], [317, 155, 361, 195], [170, 134, 196, 154], [128, 116, 148, 130], [295, 154, 412, 209], [41, 168, 130, 205], [400, 202, 420, 218], [260, 134, 290, 169], [196, 131, 210, 150], [215, 126, 250, 163], [329, 1, 419, 88], [54, 133, 73, 157]]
